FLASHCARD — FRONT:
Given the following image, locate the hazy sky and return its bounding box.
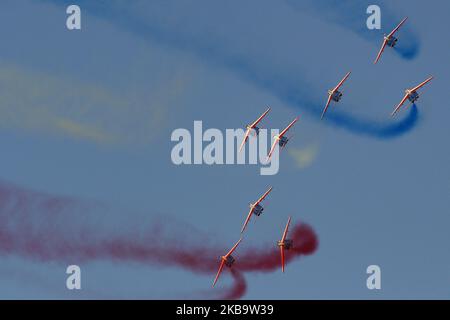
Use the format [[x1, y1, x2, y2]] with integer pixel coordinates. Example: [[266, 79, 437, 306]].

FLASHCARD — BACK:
[[0, 0, 449, 299]]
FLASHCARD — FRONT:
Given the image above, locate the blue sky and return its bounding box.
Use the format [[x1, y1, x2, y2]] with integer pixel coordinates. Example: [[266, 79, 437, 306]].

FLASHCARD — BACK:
[[0, 0, 449, 299]]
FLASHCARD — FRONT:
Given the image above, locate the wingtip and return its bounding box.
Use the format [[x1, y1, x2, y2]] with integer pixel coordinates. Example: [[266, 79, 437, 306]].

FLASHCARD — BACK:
[[239, 141, 245, 152]]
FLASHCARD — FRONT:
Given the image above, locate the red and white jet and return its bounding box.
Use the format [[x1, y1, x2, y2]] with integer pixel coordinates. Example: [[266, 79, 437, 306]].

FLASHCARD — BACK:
[[374, 17, 408, 64], [212, 238, 242, 287], [239, 107, 271, 152], [241, 186, 273, 233], [277, 216, 293, 273], [266, 117, 299, 161], [321, 71, 351, 120], [391, 76, 433, 117]]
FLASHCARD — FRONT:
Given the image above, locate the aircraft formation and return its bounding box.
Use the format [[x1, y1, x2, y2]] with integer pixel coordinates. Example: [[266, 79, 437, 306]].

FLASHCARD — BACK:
[[213, 17, 433, 288], [321, 17, 433, 120], [213, 186, 295, 287], [213, 108, 300, 286], [239, 107, 299, 162]]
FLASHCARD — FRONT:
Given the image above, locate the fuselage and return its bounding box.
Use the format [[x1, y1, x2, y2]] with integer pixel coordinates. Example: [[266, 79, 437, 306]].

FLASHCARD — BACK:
[[222, 255, 235, 267], [278, 135, 289, 147], [277, 239, 293, 250], [385, 35, 398, 47], [328, 89, 343, 102], [406, 90, 419, 103], [246, 125, 260, 135], [251, 203, 264, 216]]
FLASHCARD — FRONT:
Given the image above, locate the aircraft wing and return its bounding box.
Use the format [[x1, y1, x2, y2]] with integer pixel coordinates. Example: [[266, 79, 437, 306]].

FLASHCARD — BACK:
[[280, 246, 285, 273], [250, 107, 271, 128], [281, 216, 292, 242], [241, 207, 254, 233], [266, 138, 278, 162], [321, 94, 333, 120], [391, 94, 409, 117], [279, 117, 299, 137], [212, 260, 225, 287], [411, 76, 433, 92], [374, 39, 387, 64], [388, 17, 408, 38], [255, 186, 273, 205], [239, 128, 252, 152], [333, 71, 351, 92], [225, 238, 242, 258]]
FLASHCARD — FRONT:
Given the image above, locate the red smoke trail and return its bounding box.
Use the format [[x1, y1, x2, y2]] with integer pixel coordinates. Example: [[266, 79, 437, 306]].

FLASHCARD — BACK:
[[221, 269, 247, 300], [0, 181, 318, 299], [237, 224, 318, 272]]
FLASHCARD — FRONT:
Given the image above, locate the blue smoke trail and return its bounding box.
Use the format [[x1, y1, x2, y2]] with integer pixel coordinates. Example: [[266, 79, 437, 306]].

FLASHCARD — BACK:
[[327, 104, 419, 138], [394, 46, 417, 60], [283, 91, 419, 139], [41, 0, 420, 139], [284, 0, 420, 60]]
